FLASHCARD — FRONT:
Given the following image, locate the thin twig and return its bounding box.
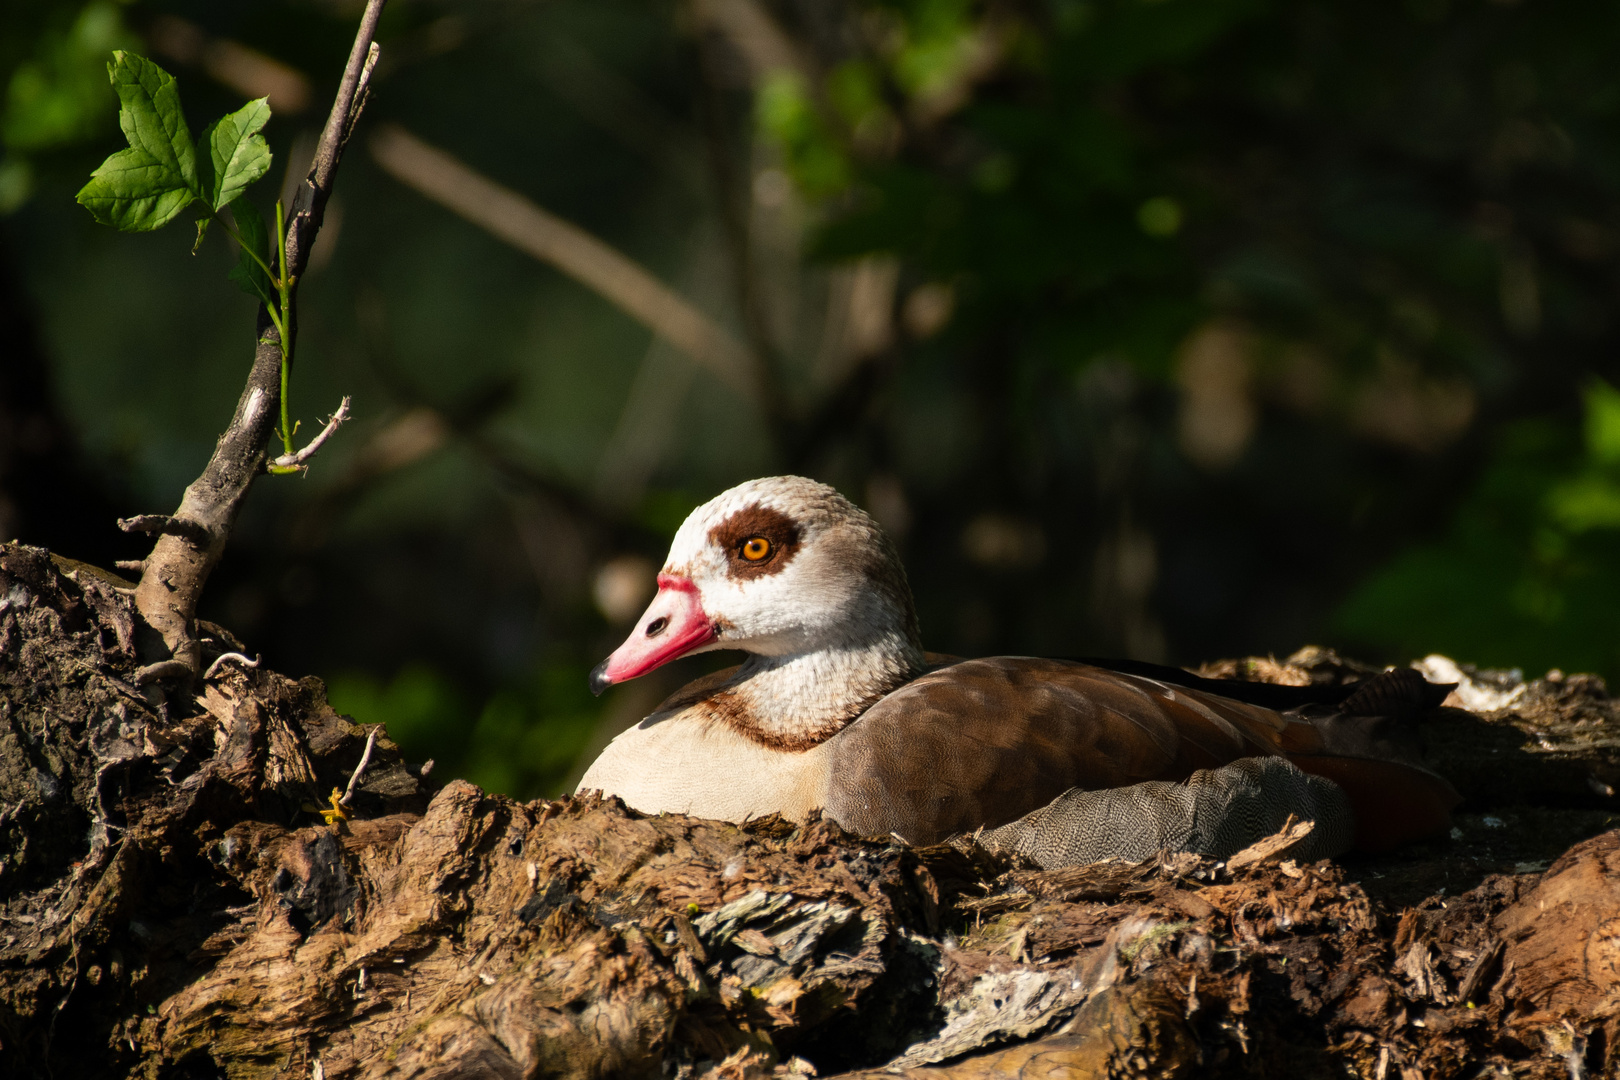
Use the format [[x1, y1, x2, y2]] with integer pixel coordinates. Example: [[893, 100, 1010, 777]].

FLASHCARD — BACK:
[[284, 1, 387, 278], [341, 726, 382, 805], [269, 396, 353, 473], [368, 124, 760, 400], [203, 652, 262, 680], [118, 515, 210, 544]]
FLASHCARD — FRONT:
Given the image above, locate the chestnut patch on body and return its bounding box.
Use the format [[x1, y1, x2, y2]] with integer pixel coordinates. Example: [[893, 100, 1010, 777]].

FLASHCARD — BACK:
[[708, 503, 803, 581], [653, 664, 914, 753], [702, 680, 901, 753], [702, 690, 847, 752]]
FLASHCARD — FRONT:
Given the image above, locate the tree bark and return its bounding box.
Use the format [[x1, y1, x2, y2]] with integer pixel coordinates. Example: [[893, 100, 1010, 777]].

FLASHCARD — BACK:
[[2, 543, 1618, 1079]]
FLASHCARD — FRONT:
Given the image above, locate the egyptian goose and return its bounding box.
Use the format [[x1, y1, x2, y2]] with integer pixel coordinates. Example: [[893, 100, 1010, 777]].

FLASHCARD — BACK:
[[578, 476, 1459, 861]]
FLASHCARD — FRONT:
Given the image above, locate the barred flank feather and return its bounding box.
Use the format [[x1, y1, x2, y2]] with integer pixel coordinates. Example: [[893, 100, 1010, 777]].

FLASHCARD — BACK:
[[976, 758, 1354, 868]]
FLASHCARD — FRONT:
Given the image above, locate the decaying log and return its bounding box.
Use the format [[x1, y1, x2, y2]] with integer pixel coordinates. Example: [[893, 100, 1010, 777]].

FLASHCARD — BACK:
[[3, 541, 1619, 1079]]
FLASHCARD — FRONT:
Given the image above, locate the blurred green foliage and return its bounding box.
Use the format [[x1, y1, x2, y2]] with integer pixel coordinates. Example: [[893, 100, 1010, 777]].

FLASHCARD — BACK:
[[2, 2, 133, 211], [1339, 381, 1620, 678], [749, 0, 1620, 679], [325, 659, 599, 796], [4, 0, 1620, 800]]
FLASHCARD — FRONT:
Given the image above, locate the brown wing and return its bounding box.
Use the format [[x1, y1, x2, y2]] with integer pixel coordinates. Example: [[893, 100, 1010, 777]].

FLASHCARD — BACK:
[[823, 658, 1458, 850], [824, 658, 1306, 844]]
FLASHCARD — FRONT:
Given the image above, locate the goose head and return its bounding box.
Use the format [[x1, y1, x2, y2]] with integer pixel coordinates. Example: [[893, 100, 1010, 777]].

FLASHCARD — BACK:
[[589, 476, 923, 697]]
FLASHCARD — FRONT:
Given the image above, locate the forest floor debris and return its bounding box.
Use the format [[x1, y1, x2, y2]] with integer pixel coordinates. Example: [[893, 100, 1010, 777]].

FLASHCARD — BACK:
[[2, 542, 1618, 1079]]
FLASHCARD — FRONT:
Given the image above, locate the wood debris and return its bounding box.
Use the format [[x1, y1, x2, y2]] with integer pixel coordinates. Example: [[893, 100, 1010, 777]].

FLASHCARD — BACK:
[[2, 543, 1619, 1078]]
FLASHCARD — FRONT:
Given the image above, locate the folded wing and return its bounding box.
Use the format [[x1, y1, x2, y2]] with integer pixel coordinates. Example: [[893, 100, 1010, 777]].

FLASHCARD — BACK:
[[824, 658, 1458, 851]]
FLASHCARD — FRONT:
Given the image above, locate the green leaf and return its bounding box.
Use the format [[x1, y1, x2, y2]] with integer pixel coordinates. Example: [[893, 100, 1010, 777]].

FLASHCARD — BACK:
[[74, 52, 199, 231], [197, 97, 271, 212], [110, 52, 196, 186], [76, 146, 195, 230], [192, 214, 210, 254], [226, 197, 276, 309]]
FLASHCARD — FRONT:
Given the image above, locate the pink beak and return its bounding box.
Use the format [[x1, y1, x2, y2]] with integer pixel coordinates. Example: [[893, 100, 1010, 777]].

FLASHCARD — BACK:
[[589, 574, 717, 695]]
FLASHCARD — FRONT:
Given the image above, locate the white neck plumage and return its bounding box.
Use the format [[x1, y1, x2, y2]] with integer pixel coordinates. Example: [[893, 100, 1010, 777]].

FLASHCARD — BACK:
[[709, 626, 924, 752]]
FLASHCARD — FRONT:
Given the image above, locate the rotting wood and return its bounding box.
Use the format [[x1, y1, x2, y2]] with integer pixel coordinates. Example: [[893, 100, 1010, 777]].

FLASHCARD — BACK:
[[3, 541, 1619, 1079]]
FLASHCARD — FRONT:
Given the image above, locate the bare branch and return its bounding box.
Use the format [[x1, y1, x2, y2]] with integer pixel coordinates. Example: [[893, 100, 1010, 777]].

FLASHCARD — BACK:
[[368, 124, 761, 401], [147, 15, 315, 115], [269, 397, 352, 473], [689, 0, 811, 84], [284, 4, 386, 280]]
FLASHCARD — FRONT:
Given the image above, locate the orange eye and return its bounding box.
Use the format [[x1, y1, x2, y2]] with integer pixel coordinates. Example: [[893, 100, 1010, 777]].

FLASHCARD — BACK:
[[741, 537, 771, 561]]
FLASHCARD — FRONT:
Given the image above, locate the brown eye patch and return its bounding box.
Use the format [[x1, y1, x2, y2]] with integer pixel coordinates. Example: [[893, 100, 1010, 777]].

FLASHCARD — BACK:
[[709, 503, 802, 580]]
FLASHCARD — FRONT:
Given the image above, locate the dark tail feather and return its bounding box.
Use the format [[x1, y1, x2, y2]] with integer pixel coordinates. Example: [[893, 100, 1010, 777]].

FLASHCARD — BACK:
[[1071, 657, 1455, 715], [1284, 668, 1459, 851], [1339, 667, 1454, 717], [1069, 656, 1362, 711]]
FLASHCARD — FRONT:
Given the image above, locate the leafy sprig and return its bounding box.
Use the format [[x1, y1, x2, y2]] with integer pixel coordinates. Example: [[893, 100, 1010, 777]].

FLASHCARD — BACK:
[[77, 51, 303, 468]]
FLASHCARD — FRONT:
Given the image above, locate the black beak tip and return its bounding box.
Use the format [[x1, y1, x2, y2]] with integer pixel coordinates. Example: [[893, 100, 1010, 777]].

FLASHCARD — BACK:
[[588, 658, 613, 697]]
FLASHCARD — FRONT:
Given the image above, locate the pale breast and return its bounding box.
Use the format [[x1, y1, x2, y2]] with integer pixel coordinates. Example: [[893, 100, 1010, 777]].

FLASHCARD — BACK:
[[575, 709, 835, 824]]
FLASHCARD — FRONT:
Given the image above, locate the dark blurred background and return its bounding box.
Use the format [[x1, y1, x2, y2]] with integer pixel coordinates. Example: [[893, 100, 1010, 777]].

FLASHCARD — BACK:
[[4, 0, 1620, 798]]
